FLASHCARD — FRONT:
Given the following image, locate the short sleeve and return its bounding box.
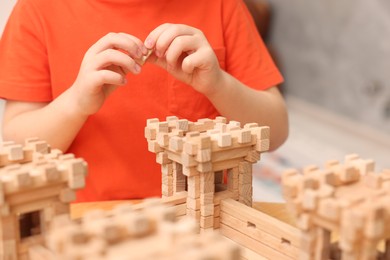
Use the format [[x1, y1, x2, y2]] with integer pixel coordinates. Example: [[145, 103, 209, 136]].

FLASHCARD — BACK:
[[0, 0, 52, 102], [222, 0, 283, 90]]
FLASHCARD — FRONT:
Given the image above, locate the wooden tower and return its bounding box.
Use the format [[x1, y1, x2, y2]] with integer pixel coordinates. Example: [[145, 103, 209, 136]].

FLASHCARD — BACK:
[[282, 154, 390, 260], [0, 138, 87, 259], [145, 116, 270, 231]]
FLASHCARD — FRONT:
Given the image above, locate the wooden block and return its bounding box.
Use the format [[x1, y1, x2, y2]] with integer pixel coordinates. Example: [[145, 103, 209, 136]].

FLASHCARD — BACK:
[[146, 118, 159, 126], [302, 189, 318, 211], [200, 216, 214, 228], [25, 139, 50, 154], [156, 122, 169, 133], [135, 48, 153, 65], [156, 132, 169, 147], [182, 166, 199, 177], [197, 162, 212, 173], [66, 159, 87, 189], [161, 163, 173, 176], [173, 163, 186, 193], [2, 143, 24, 161], [201, 204, 214, 217], [237, 129, 252, 144], [215, 122, 228, 133], [180, 153, 197, 167], [144, 127, 157, 140], [251, 126, 270, 140], [255, 139, 270, 152], [183, 142, 197, 155], [214, 116, 227, 124], [315, 228, 331, 260], [296, 214, 312, 231], [175, 119, 189, 131], [200, 192, 214, 205], [228, 120, 241, 128], [217, 133, 232, 147], [186, 208, 201, 219], [15, 170, 32, 188], [339, 165, 360, 184], [156, 152, 170, 164], [162, 174, 173, 186], [200, 172, 215, 194], [245, 150, 261, 163], [169, 136, 183, 152], [187, 175, 200, 199], [196, 149, 211, 162], [199, 136, 211, 149], [238, 162, 252, 175], [318, 198, 340, 221], [239, 172, 252, 185], [320, 170, 341, 187], [147, 140, 163, 153]]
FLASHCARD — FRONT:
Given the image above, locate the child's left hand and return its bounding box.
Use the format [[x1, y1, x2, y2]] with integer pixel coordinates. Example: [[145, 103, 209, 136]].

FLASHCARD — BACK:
[[144, 23, 223, 96]]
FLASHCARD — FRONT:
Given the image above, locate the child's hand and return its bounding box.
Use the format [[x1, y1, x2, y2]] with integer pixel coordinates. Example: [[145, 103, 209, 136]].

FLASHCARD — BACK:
[[145, 24, 223, 96], [70, 33, 147, 116]]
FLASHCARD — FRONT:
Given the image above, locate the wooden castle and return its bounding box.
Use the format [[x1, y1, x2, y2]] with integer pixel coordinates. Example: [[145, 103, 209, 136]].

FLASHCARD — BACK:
[[145, 116, 300, 259], [282, 154, 390, 260], [0, 138, 87, 259], [1, 116, 389, 260]]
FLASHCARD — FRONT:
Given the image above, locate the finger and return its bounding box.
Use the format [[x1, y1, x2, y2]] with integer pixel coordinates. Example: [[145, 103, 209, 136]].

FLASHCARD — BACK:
[[182, 47, 216, 74], [92, 70, 127, 87], [94, 49, 141, 74], [145, 24, 196, 56], [88, 32, 144, 59], [118, 32, 148, 55], [144, 23, 172, 49], [165, 35, 201, 67]]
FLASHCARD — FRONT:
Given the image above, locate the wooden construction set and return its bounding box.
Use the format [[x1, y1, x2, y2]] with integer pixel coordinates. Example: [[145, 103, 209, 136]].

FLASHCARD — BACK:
[[0, 138, 87, 259], [0, 116, 389, 259], [282, 154, 390, 260]]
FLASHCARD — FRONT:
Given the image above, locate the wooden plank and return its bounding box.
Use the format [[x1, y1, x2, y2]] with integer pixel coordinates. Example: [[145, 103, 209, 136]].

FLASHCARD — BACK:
[[213, 158, 246, 172], [220, 224, 294, 260], [211, 147, 253, 163], [6, 184, 66, 206], [221, 199, 300, 247], [220, 211, 299, 259]]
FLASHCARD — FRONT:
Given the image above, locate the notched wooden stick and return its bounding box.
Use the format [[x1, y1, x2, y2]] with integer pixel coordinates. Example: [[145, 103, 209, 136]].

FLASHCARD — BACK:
[[136, 49, 154, 66]]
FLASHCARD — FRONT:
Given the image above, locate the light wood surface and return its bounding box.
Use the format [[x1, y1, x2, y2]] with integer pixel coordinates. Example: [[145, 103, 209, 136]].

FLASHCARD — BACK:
[[70, 200, 296, 226]]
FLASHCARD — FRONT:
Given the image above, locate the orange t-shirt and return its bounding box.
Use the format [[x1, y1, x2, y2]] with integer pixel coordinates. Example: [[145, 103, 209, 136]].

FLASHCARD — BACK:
[[0, 0, 283, 202]]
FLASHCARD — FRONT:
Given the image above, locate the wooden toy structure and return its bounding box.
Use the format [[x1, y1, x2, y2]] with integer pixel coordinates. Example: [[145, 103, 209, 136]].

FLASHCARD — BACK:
[[0, 138, 238, 260], [282, 154, 390, 260], [145, 116, 300, 259], [29, 200, 240, 260], [0, 138, 87, 259], [6, 118, 388, 260]]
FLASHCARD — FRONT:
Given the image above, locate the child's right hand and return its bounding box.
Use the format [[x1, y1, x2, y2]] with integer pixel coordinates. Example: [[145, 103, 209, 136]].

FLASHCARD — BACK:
[[70, 32, 147, 116]]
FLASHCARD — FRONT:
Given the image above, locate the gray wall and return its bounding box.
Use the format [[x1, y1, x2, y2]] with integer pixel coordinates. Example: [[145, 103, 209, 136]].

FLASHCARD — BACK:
[[269, 0, 390, 132]]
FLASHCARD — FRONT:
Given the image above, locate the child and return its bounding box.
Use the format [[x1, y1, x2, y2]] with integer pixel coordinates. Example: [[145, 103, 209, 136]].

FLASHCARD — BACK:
[[0, 0, 288, 202]]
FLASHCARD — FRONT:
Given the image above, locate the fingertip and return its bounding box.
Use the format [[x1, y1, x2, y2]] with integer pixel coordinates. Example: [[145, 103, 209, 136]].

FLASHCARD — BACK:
[[134, 64, 142, 74], [144, 38, 154, 49], [182, 57, 194, 73], [122, 77, 128, 85]]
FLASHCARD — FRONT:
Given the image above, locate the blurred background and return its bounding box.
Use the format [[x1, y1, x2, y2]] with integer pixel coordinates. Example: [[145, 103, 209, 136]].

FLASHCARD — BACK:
[[1, 0, 389, 202]]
